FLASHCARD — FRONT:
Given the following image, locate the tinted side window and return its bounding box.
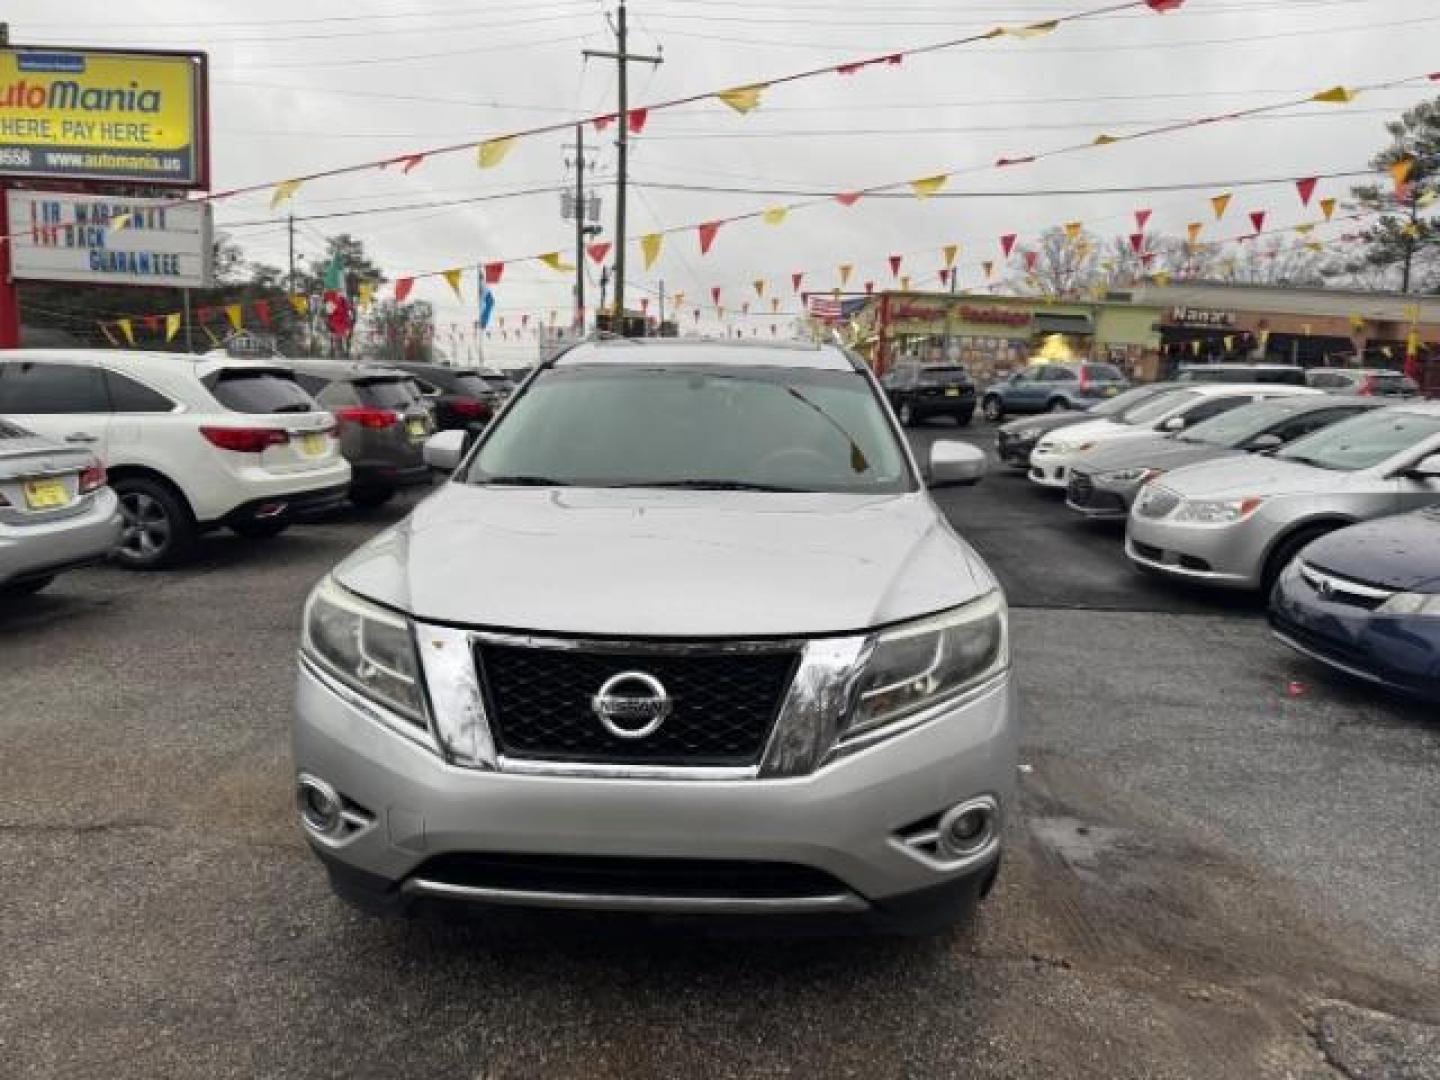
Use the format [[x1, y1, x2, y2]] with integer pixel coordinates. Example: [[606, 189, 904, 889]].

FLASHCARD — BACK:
[[1185, 396, 1251, 424], [1086, 364, 1125, 381], [1047, 367, 1078, 382], [0, 361, 109, 413], [206, 371, 315, 414], [104, 370, 175, 412]]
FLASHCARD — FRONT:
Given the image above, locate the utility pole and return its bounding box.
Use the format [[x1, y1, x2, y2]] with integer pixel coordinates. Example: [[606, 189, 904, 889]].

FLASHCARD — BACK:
[[573, 124, 586, 328], [584, 2, 661, 325], [658, 279, 666, 330], [287, 215, 297, 293]]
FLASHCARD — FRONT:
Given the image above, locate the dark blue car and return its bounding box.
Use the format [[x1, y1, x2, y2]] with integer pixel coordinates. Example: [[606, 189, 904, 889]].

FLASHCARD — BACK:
[[1269, 506, 1440, 702]]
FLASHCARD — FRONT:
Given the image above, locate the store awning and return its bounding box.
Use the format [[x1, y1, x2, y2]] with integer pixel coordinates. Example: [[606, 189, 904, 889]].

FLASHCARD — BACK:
[[1034, 313, 1093, 334]]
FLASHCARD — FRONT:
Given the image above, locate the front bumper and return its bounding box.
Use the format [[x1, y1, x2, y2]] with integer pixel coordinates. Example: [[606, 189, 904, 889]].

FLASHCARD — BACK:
[[1124, 510, 1267, 590], [0, 488, 122, 586], [1027, 447, 1076, 489], [293, 658, 1017, 918], [995, 432, 1036, 469], [1065, 470, 1140, 520], [1269, 562, 1440, 701]]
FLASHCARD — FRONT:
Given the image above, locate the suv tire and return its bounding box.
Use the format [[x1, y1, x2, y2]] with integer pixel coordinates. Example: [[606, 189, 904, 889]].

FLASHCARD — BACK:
[[982, 396, 1004, 422], [1047, 397, 1070, 413], [113, 476, 197, 570]]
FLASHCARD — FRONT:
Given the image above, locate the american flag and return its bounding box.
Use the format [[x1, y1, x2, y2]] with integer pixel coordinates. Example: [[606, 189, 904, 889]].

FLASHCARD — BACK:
[[806, 294, 865, 324]]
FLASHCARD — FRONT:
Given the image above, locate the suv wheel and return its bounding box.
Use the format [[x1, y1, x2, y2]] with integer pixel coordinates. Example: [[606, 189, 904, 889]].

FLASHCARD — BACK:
[[982, 396, 1004, 422], [1047, 398, 1070, 413], [114, 477, 196, 570], [898, 402, 916, 427]]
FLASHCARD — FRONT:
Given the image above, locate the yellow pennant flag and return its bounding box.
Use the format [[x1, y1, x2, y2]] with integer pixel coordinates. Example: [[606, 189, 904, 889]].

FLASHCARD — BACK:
[[910, 174, 947, 199], [1319, 197, 1337, 221], [1152, 271, 1172, 287], [357, 282, 375, 311], [1063, 222, 1083, 241], [1311, 86, 1357, 104], [1186, 222, 1204, 245], [537, 252, 573, 273], [838, 263, 853, 285], [942, 244, 958, 268], [109, 213, 131, 232], [770, 297, 780, 313], [1223, 335, 1235, 352], [1419, 191, 1439, 208], [477, 136, 516, 168], [225, 303, 243, 331], [717, 84, 765, 114], [1211, 193, 1232, 220], [900, 275, 911, 290], [1092, 134, 1121, 146], [164, 312, 181, 343], [1294, 223, 1316, 235], [289, 294, 309, 316], [640, 232, 663, 270], [117, 319, 135, 346], [1190, 340, 1202, 356], [271, 179, 302, 209], [753, 279, 765, 298], [442, 268, 464, 299], [1403, 222, 1422, 239], [1349, 313, 1366, 332], [762, 206, 788, 226], [999, 20, 1058, 37], [1390, 157, 1415, 194]]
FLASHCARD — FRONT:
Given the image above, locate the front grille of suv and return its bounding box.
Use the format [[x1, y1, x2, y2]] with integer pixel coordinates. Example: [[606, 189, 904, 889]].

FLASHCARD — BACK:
[[476, 641, 799, 767]]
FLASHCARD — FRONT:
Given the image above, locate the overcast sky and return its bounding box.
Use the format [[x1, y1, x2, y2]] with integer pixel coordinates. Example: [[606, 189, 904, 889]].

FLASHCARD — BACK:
[[10, 0, 1440, 362]]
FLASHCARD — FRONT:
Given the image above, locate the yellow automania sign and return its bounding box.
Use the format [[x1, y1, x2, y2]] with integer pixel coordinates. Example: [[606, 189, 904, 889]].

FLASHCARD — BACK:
[[0, 48, 206, 186]]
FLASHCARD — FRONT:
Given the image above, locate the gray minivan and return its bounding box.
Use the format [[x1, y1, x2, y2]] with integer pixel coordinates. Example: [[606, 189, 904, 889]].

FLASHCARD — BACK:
[[285, 359, 433, 508]]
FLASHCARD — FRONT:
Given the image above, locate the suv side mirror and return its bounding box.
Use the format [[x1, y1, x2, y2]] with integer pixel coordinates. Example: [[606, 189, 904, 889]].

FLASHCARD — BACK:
[[1160, 415, 1186, 432], [423, 429, 467, 473], [1403, 452, 1440, 480], [928, 440, 987, 488], [1246, 433, 1283, 452]]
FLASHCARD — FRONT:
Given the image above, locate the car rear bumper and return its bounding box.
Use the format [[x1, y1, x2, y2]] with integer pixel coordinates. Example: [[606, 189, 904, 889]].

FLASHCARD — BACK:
[[218, 483, 350, 527], [292, 658, 1018, 920], [1268, 562, 1440, 701], [350, 462, 431, 492], [0, 489, 121, 586]]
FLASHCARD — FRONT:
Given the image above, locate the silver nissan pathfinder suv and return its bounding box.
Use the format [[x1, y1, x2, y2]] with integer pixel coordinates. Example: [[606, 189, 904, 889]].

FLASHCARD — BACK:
[[293, 339, 1016, 932]]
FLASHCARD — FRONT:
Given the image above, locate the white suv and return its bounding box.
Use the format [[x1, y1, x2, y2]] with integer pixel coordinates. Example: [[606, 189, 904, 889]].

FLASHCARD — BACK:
[[0, 349, 350, 568]]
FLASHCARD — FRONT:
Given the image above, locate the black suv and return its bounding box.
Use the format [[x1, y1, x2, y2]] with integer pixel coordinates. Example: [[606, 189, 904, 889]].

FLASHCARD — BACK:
[[881, 363, 977, 427], [385, 362, 498, 435]]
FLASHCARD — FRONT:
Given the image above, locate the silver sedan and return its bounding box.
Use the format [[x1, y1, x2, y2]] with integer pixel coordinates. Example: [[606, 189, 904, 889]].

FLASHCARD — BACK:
[[1, 419, 122, 597], [1125, 402, 1440, 593]]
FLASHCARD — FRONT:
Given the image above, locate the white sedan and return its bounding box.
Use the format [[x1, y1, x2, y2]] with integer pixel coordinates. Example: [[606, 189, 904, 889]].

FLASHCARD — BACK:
[[1027, 383, 1321, 489]]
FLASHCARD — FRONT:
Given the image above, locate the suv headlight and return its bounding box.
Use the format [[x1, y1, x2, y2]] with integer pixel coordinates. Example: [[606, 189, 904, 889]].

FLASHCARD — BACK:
[[1174, 496, 1265, 524], [1097, 466, 1162, 485], [844, 591, 1009, 742], [1376, 591, 1440, 617], [302, 575, 428, 728]]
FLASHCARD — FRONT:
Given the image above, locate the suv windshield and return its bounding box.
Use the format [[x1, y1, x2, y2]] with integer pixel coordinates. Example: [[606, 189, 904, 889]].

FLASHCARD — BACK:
[[1179, 399, 1301, 447], [451, 373, 492, 396], [207, 369, 315, 414], [463, 365, 913, 493], [1276, 409, 1440, 471], [1123, 389, 1201, 426], [356, 378, 420, 410]]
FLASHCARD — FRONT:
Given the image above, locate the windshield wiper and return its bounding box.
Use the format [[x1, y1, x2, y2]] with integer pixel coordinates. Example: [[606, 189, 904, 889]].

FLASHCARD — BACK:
[[784, 386, 871, 473], [1277, 454, 1338, 471], [476, 475, 573, 487], [616, 479, 803, 492]]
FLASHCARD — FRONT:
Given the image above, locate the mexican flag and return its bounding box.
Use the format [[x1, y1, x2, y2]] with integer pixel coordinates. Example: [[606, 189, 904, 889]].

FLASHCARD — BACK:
[[321, 252, 355, 338]]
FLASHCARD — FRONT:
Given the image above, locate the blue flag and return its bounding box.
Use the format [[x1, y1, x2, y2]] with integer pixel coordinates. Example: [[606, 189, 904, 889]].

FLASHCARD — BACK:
[[477, 267, 496, 330]]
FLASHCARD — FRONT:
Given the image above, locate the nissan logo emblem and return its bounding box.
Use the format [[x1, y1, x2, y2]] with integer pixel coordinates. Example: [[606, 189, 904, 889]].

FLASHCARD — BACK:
[[591, 671, 672, 739]]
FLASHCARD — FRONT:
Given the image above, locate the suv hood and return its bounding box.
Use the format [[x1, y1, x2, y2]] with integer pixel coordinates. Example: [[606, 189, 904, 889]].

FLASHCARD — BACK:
[[1302, 508, 1440, 592], [1079, 434, 1239, 476], [1156, 454, 1348, 499], [335, 484, 996, 637]]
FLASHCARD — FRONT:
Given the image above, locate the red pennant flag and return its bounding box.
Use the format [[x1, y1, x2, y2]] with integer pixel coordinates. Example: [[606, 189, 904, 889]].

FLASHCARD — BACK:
[[836, 53, 902, 75], [1134, 209, 1152, 230], [142, 315, 160, 332], [196, 306, 212, 323], [1000, 234, 1018, 257], [1141, 252, 1156, 267], [711, 286, 721, 306], [888, 254, 902, 277], [864, 281, 874, 295], [639, 298, 649, 315], [1249, 210, 1267, 234], [791, 272, 804, 292], [1023, 251, 1038, 272], [484, 262, 505, 285], [1146, 0, 1185, 10], [1295, 178, 1318, 206], [586, 241, 612, 265], [834, 192, 862, 207], [383, 153, 425, 173], [627, 108, 649, 134], [394, 277, 414, 303], [939, 268, 951, 286], [254, 300, 271, 328], [698, 221, 722, 255], [593, 114, 615, 132], [1129, 233, 1145, 253]]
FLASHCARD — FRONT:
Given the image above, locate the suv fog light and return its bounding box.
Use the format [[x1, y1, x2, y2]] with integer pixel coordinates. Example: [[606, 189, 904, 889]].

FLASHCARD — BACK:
[[297, 774, 344, 836], [939, 797, 996, 857]]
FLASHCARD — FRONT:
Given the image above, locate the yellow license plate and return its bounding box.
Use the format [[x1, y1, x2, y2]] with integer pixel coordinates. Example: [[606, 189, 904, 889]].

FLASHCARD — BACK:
[[1103, 387, 1118, 396], [301, 433, 327, 456], [407, 419, 427, 439], [945, 388, 961, 397], [23, 478, 69, 509]]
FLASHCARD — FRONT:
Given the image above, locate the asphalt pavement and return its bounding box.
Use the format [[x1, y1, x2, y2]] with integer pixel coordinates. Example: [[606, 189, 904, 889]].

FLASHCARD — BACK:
[[1, 423, 1437, 1079]]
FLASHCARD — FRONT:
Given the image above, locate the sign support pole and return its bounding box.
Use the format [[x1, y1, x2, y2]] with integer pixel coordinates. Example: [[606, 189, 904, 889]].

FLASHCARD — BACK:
[[0, 187, 21, 348]]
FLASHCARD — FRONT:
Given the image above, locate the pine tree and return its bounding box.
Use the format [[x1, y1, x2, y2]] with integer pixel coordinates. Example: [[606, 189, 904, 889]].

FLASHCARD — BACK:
[[1349, 98, 1440, 293]]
